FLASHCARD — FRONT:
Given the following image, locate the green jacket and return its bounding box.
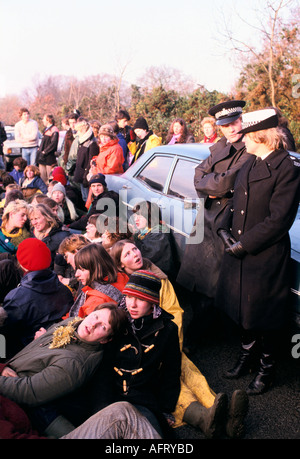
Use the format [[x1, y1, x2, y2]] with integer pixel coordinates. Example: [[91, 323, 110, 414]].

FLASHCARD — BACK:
[[0, 318, 104, 406]]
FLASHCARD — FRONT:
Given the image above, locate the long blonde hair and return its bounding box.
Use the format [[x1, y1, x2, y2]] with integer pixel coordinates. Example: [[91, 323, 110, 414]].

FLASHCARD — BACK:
[[1, 199, 29, 230], [29, 203, 59, 232]]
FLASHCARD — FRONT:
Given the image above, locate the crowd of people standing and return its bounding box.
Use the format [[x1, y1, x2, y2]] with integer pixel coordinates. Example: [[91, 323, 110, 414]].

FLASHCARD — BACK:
[[0, 101, 299, 440]]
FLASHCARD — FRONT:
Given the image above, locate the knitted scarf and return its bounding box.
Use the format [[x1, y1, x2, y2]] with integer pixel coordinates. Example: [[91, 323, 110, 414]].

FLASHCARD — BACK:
[[69, 280, 123, 317]]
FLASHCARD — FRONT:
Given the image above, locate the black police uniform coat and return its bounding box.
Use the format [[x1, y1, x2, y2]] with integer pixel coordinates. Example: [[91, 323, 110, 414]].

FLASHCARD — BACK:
[[177, 136, 251, 297], [216, 149, 300, 330]]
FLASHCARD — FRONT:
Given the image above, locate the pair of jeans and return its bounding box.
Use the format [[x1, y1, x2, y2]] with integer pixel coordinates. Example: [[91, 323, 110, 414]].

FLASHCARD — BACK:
[[61, 402, 162, 439], [22, 146, 38, 165], [80, 183, 89, 202]]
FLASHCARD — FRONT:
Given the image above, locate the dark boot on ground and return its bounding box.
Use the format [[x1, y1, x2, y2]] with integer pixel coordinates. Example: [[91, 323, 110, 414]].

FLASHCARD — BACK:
[[246, 332, 277, 396], [223, 332, 257, 379], [246, 352, 275, 395], [226, 390, 249, 438], [183, 393, 228, 439]]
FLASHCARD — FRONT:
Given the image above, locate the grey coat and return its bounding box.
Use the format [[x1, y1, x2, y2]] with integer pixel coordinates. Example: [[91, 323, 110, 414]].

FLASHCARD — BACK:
[[0, 318, 104, 406]]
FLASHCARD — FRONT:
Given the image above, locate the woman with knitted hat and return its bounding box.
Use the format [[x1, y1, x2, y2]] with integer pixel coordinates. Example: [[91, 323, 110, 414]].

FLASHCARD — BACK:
[[110, 240, 249, 439], [108, 270, 181, 438], [0, 238, 73, 358], [0, 199, 31, 254], [69, 173, 119, 231], [89, 124, 124, 176], [49, 167, 86, 213], [50, 181, 79, 225], [128, 116, 162, 164]]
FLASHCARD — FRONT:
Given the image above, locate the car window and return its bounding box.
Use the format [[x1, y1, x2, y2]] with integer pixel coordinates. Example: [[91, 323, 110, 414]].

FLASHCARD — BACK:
[[137, 155, 174, 192], [6, 132, 15, 140], [167, 158, 199, 199]]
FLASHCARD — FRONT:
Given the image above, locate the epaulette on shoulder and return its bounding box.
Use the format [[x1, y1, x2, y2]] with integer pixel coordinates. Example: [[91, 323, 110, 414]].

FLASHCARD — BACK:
[[289, 153, 300, 167]]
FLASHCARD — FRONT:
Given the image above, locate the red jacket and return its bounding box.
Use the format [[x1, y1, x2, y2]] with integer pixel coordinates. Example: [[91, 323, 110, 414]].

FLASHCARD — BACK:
[[95, 139, 124, 174], [77, 272, 129, 317]]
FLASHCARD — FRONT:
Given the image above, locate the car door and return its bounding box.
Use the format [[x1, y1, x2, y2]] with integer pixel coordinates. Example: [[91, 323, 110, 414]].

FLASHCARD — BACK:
[[160, 156, 204, 260]]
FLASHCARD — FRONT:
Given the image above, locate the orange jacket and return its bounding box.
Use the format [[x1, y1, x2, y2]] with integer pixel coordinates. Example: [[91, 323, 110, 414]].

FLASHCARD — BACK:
[[95, 139, 124, 175], [77, 272, 129, 318]]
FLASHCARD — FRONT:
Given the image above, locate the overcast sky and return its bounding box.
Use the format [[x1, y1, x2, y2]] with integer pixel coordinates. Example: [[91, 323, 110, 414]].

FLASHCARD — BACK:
[[1, 0, 266, 98]]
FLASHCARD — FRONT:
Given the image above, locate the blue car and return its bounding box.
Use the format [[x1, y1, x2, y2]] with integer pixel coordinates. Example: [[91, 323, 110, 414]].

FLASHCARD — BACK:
[[105, 143, 300, 329]]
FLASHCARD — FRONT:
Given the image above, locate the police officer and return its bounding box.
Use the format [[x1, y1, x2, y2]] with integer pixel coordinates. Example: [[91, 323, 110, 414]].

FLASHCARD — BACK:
[[177, 100, 252, 351], [216, 108, 300, 395]]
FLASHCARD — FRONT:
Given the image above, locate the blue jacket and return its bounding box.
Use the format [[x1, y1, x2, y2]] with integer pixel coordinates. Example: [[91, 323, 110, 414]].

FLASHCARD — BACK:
[[20, 175, 48, 194], [0, 269, 73, 358], [9, 169, 24, 185]]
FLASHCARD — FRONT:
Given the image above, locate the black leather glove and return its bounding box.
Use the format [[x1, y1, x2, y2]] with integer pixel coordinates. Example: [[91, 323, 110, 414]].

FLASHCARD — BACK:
[[225, 241, 247, 259], [218, 229, 237, 249]]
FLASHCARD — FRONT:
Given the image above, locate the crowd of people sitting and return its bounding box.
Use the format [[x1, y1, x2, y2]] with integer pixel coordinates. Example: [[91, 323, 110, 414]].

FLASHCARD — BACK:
[[0, 103, 298, 440]]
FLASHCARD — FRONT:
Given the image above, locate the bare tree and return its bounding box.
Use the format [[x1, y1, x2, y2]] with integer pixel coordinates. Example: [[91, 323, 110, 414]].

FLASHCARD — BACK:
[[219, 0, 295, 106], [137, 66, 196, 95]]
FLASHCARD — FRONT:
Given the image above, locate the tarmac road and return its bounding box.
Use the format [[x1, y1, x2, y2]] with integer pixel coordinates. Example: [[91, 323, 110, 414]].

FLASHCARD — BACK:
[[173, 297, 300, 440]]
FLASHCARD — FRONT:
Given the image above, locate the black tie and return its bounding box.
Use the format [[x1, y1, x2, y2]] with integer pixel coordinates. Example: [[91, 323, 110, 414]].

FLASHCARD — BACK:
[[252, 157, 261, 168]]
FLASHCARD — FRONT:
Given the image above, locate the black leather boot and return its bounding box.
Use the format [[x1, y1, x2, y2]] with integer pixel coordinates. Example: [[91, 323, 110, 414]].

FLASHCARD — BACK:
[[246, 334, 277, 395], [223, 332, 257, 379]]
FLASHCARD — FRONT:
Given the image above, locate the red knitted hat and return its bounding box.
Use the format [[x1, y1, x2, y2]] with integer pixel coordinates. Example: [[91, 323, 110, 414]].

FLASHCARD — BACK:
[[17, 238, 52, 271], [51, 166, 67, 186]]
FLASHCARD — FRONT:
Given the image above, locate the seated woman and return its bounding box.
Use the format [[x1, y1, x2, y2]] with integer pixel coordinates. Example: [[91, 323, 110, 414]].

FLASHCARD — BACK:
[[0, 199, 30, 254], [166, 118, 195, 144], [20, 165, 48, 200], [0, 238, 74, 358], [112, 270, 181, 438], [97, 215, 132, 252], [131, 200, 178, 281], [50, 182, 79, 225], [29, 203, 70, 269], [69, 174, 119, 231], [0, 303, 127, 438], [110, 240, 249, 439], [68, 242, 129, 318], [83, 214, 103, 243]]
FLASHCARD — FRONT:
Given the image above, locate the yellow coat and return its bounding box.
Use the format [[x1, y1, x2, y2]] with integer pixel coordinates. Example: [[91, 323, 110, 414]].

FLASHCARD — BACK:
[[128, 134, 162, 162], [143, 259, 216, 426]]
